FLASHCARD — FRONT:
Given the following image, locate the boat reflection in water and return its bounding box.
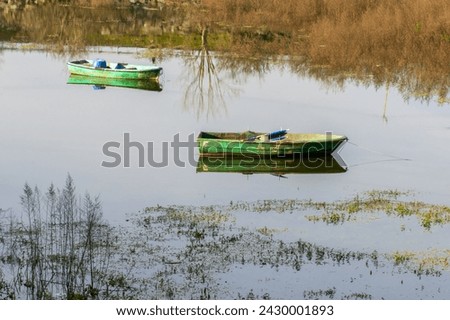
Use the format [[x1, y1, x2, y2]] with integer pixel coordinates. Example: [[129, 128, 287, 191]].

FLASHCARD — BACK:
[[196, 153, 347, 178], [67, 74, 163, 92]]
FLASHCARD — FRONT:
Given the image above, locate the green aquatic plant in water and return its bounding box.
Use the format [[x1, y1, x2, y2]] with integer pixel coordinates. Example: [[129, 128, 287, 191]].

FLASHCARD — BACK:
[[390, 250, 450, 277], [3, 185, 450, 299], [392, 251, 415, 265], [120, 192, 450, 299], [128, 204, 382, 299], [304, 190, 450, 230]]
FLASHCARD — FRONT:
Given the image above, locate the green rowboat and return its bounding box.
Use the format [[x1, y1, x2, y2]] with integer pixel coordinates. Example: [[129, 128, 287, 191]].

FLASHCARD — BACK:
[[197, 154, 347, 176], [197, 131, 347, 157], [67, 74, 163, 91], [67, 59, 162, 80]]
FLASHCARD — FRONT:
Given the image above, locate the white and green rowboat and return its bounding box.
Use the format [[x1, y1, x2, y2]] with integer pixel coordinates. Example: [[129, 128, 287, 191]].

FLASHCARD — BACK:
[[197, 130, 348, 157], [67, 59, 163, 80]]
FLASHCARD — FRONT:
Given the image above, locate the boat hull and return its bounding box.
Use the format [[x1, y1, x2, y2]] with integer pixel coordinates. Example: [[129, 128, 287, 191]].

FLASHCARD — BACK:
[[67, 74, 163, 91], [197, 131, 347, 157], [67, 60, 162, 80]]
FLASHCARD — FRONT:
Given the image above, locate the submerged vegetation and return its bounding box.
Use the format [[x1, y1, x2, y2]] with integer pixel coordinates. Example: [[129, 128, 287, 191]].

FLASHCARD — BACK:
[[0, 0, 448, 102], [304, 190, 450, 230], [1, 181, 450, 299]]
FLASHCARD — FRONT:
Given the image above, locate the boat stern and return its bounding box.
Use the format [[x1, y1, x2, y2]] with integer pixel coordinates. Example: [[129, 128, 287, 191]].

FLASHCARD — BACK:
[[330, 134, 348, 154]]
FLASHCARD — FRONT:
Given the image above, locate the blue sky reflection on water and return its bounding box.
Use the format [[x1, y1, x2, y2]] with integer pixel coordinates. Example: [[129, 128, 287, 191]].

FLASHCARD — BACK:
[[0, 48, 450, 223]]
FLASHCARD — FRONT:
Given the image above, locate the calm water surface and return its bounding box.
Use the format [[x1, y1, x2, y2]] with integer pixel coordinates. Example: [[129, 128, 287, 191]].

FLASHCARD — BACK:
[[1, 48, 450, 298], [1, 48, 449, 217]]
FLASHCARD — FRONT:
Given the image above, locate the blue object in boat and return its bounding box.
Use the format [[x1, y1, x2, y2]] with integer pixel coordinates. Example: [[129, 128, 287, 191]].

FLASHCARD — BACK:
[[270, 135, 286, 141], [93, 59, 107, 68], [267, 129, 288, 140], [115, 63, 125, 69]]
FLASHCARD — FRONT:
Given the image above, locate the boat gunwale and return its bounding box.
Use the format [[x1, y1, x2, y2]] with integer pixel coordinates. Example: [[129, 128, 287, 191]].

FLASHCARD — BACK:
[[197, 131, 348, 145], [67, 60, 162, 73]]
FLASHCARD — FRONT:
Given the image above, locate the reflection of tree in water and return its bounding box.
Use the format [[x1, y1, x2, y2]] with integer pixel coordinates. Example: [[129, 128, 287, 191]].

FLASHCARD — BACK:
[[182, 28, 240, 120], [215, 54, 273, 83], [1, 2, 448, 105], [288, 58, 450, 109], [181, 42, 449, 120], [0, 1, 179, 54], [383, 81, 390, 123]]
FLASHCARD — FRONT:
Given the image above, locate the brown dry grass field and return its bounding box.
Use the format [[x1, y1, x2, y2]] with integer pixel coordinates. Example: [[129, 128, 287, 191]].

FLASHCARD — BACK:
[[198, 0, 449, 66], [4, 0, 449, 67]]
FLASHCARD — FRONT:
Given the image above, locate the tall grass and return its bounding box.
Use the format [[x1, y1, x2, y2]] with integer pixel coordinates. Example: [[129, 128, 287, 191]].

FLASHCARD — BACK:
[[0, 175, 135, 299], [308, 0, 449, 68], [199, 0, 449, 62], [3, 0, 448, 62]]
